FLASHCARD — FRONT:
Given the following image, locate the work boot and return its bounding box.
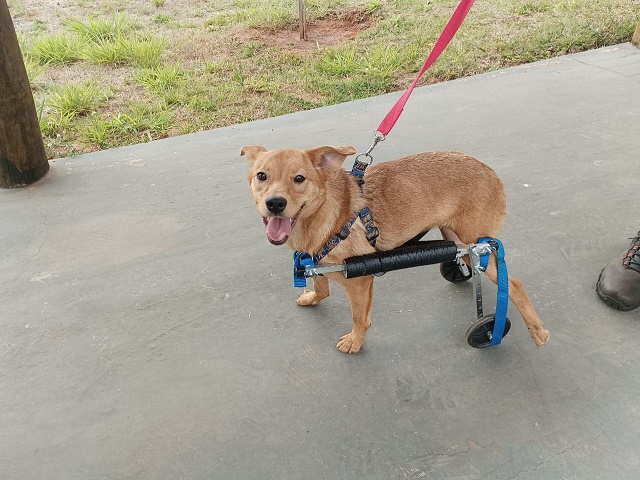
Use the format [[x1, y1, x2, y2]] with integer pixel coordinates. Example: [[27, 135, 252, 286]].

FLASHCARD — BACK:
[[596, 232, 640, 311]]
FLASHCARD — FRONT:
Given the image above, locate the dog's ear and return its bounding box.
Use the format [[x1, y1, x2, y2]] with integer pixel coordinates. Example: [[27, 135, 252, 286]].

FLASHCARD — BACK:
[[307, 145, 356, 174], [240, 145, 267, 166]]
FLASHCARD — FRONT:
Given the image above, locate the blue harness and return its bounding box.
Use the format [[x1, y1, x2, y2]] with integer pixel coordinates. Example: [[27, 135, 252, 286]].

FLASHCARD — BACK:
[[293, 160, 378, 287]]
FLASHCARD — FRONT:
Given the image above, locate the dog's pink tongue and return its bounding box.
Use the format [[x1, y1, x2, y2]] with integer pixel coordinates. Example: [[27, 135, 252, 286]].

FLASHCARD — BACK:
[[266, 217, 292, 242]]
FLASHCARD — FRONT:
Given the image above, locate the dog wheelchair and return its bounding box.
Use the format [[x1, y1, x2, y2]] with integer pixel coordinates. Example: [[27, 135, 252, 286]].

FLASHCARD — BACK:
[[294, 238, 511, 348]]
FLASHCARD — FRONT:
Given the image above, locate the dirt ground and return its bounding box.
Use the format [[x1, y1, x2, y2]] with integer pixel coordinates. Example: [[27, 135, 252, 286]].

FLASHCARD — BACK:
[[11, 0, 370, 51], [9, 0, 373, 157], [12, 0, 209, 34]]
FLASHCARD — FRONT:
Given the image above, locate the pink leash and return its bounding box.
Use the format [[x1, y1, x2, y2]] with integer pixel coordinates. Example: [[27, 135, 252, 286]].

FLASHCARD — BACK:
[[358, 0, 476, 161]]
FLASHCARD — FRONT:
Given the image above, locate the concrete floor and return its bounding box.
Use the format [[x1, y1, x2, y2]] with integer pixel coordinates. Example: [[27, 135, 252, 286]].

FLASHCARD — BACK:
[[2, 44, 640, 479]]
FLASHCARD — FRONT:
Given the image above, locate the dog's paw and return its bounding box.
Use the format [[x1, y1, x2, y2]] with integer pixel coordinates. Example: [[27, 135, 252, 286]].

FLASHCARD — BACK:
[[296, 288, 322, 306], [529, 326, 550, 347], [336, 331, 365, 354]]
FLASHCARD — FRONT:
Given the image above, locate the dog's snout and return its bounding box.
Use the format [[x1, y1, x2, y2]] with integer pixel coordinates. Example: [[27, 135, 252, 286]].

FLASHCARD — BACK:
[[265, 196, 287, 214]]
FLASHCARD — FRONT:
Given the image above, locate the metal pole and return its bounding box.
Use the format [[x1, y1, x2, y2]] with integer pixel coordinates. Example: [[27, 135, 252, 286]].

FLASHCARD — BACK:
[[298, 0, 307, 41], [469, 245, 485, 321]]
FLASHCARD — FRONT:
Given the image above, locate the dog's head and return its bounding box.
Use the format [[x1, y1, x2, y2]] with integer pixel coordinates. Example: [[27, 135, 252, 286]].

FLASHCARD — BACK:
[[240, 145, 356, 245]]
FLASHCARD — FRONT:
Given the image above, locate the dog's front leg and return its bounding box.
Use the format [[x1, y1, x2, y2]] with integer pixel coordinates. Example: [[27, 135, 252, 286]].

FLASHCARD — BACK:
[[296, 275, 330, 306], [335, 276, 374, 354]]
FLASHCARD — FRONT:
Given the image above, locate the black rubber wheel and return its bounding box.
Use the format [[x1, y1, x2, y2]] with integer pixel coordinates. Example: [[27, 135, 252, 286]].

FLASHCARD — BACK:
[[465, 314, 511, 348], [440, 260, 472, 283]]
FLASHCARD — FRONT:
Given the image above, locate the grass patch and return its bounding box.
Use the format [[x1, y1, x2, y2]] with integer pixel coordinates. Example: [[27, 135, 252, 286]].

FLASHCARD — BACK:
[[124, 35, 167, 67], [515, 2, 552, 15], [134, 65, 185, 92], [85, 103, 174, 149], [134, 65, 187, 104], [23, 56, 47, 86], [154, 14, 172, 24], [48, 81, 110, 117], [13, 0, 640, 159], [64, 14, 133, 41], [28, 33, 79, 65], [28, 15, 164, 68], [78, 38, 126, 64], [39, 110, 75, 139], [79, 35, 165, 67], [33, 19, 48, 33]]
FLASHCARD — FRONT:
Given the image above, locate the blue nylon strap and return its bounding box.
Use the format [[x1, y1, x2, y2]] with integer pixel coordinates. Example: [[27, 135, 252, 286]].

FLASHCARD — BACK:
[[312, 213, 359, 264], [358, 206, 379, 247], [478, 237, 509, 346], [351, 159, 368, 188], [350, 161, 378, 247], [293, 251, 314, 288]]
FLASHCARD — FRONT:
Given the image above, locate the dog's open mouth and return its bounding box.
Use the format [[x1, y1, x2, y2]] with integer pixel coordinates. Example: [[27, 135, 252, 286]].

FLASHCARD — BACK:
[[263, 205, 304, 245]]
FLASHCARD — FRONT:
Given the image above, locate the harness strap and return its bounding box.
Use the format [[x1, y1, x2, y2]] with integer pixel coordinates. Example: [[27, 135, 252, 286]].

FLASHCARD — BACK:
[[350, 161, 378, 247], [312, 212, 360, 264], [292, 163, 380, 288], [293, 210, 363, 287], [358, 207, 379, 247], [351, 158, 369, 189], [478, 237, 509, 346]]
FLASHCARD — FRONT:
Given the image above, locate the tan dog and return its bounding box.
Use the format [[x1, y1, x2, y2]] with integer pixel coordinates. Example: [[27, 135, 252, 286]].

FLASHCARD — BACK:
[[241, 145, 549, 353]]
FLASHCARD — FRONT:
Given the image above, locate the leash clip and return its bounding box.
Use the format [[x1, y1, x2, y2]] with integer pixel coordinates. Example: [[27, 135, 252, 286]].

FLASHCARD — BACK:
[[355, 131, 385, 165]]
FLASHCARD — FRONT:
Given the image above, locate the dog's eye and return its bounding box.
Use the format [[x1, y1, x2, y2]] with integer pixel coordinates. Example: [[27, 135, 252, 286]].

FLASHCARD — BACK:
[[294, 175, 305, 183], [256, 172, 267, 181]]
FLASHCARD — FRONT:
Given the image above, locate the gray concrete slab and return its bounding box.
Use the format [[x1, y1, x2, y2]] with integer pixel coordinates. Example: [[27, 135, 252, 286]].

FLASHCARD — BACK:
[[2, 43, 640, 479]]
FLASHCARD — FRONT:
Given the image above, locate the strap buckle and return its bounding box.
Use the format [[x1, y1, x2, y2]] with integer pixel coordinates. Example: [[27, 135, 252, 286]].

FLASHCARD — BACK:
[[293, 252, 315, 287]]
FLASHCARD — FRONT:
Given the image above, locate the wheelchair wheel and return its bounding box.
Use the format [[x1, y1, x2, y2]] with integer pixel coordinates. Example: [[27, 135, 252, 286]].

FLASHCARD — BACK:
[[466, 314, 511, 348], [440, 260, 472, 283]]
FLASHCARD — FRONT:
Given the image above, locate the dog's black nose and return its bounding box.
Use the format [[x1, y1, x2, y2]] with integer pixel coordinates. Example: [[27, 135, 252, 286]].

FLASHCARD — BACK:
[[265, 196, 287, 214]]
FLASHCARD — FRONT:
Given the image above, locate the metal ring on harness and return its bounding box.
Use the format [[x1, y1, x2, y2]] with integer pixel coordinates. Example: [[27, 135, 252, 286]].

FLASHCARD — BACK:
[[354, 152, 374, 166]]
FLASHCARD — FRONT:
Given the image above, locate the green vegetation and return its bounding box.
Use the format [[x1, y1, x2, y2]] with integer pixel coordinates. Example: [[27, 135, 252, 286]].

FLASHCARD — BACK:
[[7, 0, 28, 17], [23, 56, 46, 86], [78, 35, 166, 67], [10, 0, 640, 158], [48, 81, 109, 117], [28, 34, 79, 65], [64, 14, 133, 41], [84, 103, 173, 149]]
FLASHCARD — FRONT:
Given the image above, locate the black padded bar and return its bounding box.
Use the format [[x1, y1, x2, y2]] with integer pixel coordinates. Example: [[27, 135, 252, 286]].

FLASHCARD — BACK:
[[343, 240, 458, 278]]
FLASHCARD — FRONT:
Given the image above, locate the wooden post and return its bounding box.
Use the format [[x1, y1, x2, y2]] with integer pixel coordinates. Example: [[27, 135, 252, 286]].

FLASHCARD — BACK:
[[0, 0, 49, 188], [298, 0, 307, 41], [632, 20, 640, 48]]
